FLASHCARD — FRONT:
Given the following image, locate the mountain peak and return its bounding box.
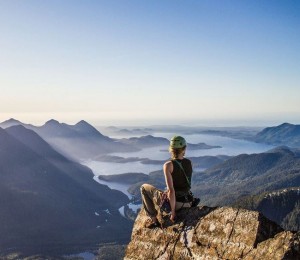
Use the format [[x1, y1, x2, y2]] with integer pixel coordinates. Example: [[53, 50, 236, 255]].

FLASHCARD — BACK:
[[0, 118, 24, 128], [4, 118, 21, 123], [75, 120, 90, 127], [44, 119, 60, 126], [74, 120, 96, 130], [73, 120, 106, 138], [278, 122, 294, 128], [125, 206, 300, 259], [267, 146, 295, 155]]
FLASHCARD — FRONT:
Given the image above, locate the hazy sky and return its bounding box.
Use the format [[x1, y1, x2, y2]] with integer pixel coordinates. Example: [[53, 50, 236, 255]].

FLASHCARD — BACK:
[[0, 0, 299, 126]]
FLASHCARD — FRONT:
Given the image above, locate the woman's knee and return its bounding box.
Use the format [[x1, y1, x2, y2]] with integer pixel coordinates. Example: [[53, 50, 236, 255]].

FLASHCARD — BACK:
[[140, 183, 154, 194], [140, 184, 146, 194]]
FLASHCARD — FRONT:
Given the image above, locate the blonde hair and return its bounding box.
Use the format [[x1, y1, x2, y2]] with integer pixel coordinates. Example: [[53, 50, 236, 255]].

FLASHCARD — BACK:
[[169, 146, 186, 159]]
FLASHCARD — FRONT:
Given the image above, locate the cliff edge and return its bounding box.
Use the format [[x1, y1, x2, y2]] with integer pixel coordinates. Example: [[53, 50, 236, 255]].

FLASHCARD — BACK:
[[125, 206, 300, 259]]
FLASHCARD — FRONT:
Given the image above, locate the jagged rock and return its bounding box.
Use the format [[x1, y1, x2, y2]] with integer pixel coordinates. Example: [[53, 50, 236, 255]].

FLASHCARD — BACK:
[[125, 206, 300, 259]]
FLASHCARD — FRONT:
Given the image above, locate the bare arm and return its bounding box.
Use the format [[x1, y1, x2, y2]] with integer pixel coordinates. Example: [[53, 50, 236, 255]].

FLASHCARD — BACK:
[[163, 161, 176, 221]]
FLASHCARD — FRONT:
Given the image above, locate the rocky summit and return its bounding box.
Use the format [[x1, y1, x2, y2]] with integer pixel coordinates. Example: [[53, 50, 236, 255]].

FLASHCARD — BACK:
[[125, 206, 300, 259]]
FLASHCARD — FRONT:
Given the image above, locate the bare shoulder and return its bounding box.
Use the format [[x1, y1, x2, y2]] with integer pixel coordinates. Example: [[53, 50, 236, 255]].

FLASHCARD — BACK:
[[163, 160, 173, 171], [164, 160, 172, 167]]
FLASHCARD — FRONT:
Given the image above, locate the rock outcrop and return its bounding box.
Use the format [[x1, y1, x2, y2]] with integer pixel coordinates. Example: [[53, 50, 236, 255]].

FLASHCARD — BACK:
[[125, 206, 300, 259]]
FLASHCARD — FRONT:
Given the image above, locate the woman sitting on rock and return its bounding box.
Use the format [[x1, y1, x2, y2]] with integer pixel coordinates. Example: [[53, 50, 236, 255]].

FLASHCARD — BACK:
[[140, 136, 199, 228]]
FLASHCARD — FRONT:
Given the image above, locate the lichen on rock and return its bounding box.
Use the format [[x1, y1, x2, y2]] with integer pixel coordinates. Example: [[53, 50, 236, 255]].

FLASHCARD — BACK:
[[125, 206, 300, 259]]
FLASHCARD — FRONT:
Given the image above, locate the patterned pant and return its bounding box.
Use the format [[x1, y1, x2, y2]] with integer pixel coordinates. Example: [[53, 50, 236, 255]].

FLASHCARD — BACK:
[[140, 183, 191, 217]]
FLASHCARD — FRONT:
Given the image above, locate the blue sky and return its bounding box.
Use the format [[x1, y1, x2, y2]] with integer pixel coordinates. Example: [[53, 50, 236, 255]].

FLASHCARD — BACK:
[[0, 0, 299, 126]]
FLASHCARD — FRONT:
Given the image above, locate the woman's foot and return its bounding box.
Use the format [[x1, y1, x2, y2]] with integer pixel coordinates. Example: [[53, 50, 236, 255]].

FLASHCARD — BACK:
[[144, 217, 161, 229], [191, 197, 200, 207]]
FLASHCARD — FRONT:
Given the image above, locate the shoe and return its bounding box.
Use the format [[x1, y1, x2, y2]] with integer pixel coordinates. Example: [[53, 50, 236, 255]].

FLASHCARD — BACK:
[[191, 198, 200, 207], [160, 199, 171, 214], [144, 219, 161, 229]]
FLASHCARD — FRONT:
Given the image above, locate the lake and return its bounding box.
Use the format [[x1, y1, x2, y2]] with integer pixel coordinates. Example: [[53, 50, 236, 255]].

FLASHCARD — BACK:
[[83, 132, 274, 198], [84, 132, 273, 175]]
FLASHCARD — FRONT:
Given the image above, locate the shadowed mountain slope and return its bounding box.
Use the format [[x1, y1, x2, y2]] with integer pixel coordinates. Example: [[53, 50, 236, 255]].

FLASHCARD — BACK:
[[0, 127, 131, 255], [192, 147, 300, 206], [253, 123, 300, 148], [6, 125, 129, 205], [235, 187, 300, 231]]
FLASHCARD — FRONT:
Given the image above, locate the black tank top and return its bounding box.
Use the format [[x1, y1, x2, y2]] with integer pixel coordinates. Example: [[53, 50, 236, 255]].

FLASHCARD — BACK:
[[171, 158, 193, 196]]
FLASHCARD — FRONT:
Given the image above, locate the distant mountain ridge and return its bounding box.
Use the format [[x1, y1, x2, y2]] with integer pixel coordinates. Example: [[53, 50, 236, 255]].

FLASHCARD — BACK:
[[253, 122, 300, 148], [0, 118, 224, 161], [119, 135, 169, 148], [119, 135, 222, 151], [0, 118, 34, 129], [0, 118, 138, 160]]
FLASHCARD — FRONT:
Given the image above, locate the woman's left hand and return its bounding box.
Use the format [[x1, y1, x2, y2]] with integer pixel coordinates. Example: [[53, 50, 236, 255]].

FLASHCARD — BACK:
[[170, 212, 177, 223]]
